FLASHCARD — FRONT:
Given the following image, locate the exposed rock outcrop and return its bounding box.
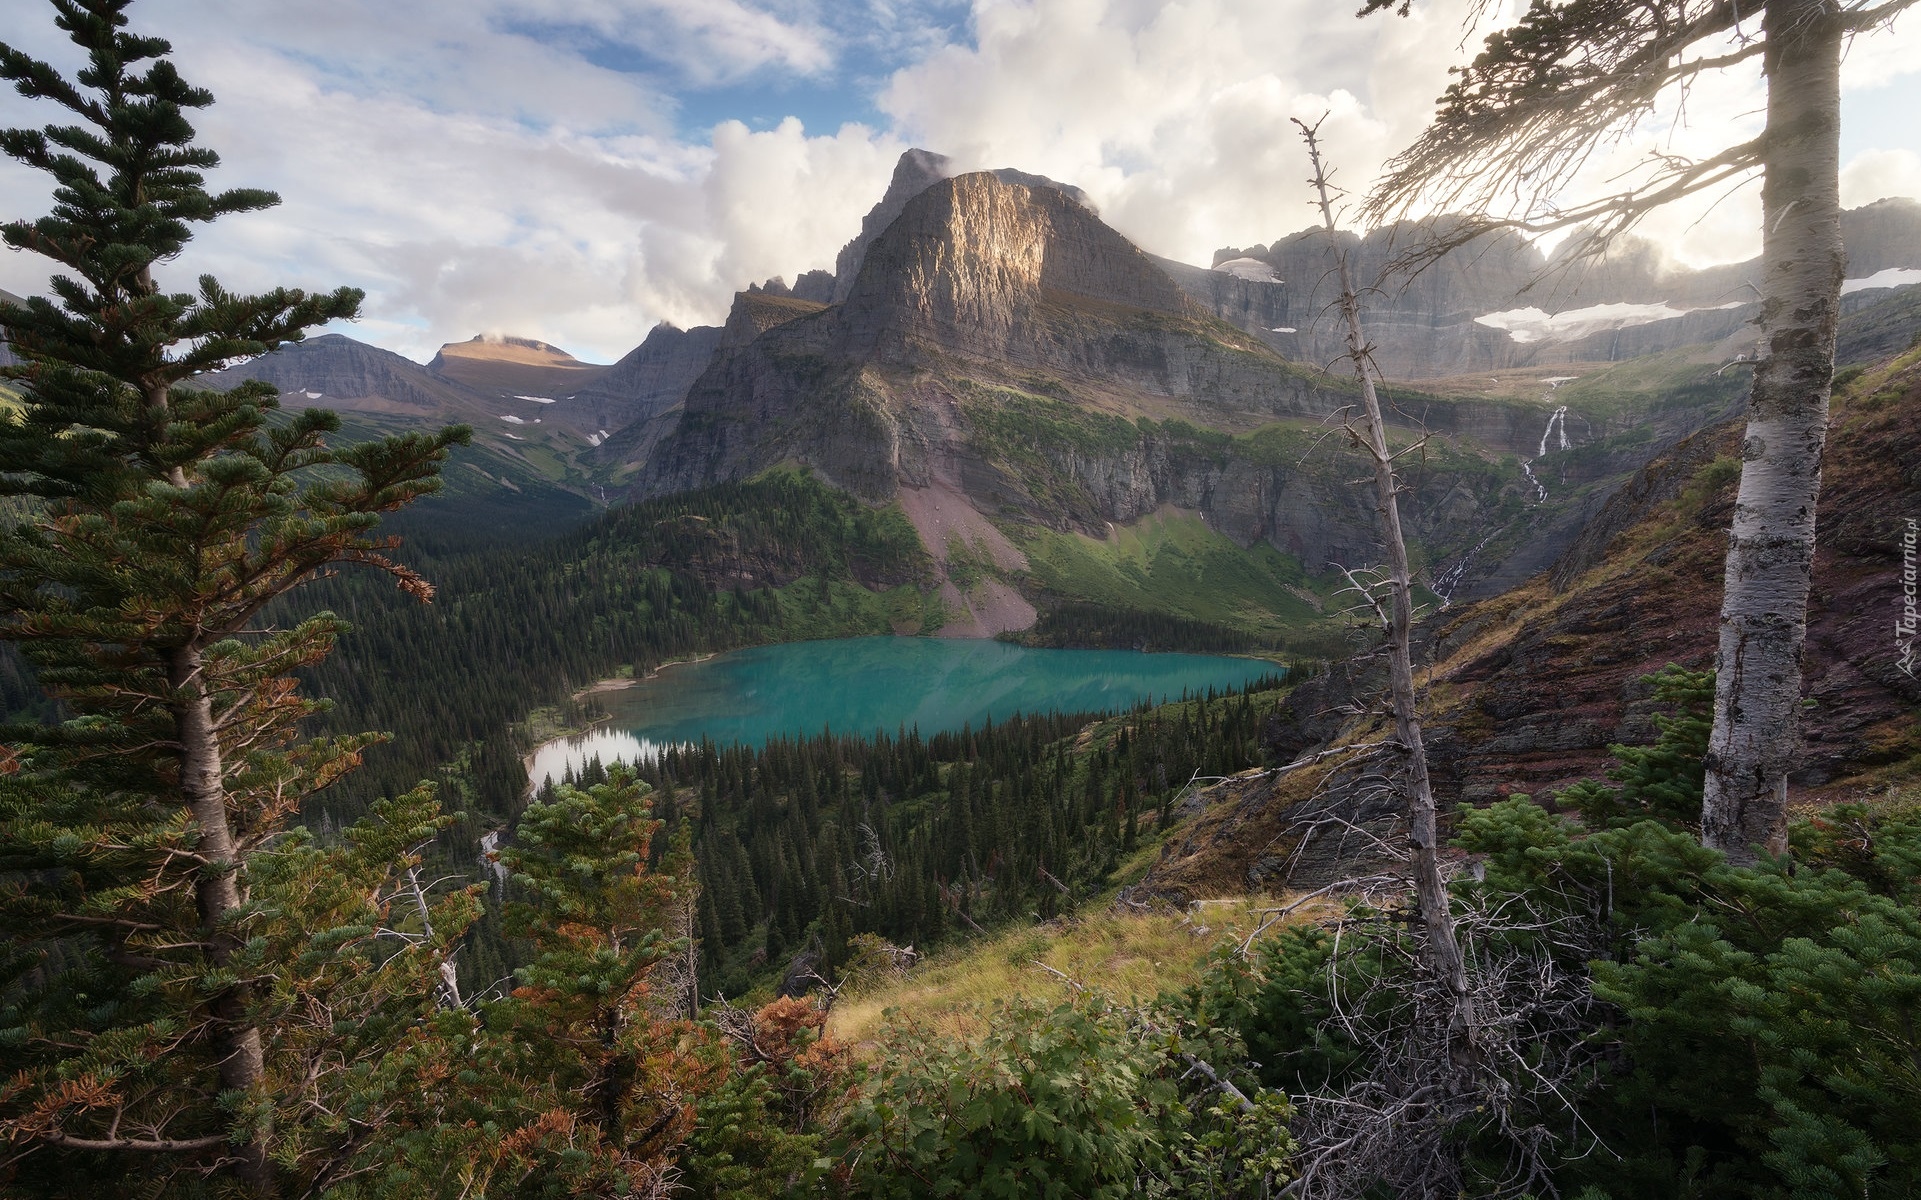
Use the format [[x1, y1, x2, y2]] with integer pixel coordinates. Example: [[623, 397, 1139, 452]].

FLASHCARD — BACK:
[[792, 270, 836, 303], [1143, 348, 1921, 898], [1149, 254, 1297, 356], [836, 172, 1190, 364], [574, 322, 725, 472], [832, 148, 956, 303], [426, 334, 613, 414], [830, 148, 1100, 304], [643, 171, 1357, 504]]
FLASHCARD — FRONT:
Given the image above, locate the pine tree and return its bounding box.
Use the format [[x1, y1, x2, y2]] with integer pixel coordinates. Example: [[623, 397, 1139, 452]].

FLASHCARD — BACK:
[[0, 1, 466, 1192], [482, 766, 707, 1192]]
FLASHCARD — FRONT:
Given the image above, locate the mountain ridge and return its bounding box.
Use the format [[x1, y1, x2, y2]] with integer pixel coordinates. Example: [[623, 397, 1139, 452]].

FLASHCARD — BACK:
[[636, 168, 1706, 636]]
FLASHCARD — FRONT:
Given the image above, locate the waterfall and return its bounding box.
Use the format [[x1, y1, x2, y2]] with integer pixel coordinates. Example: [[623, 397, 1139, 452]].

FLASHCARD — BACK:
[[1537, 405, 1570, 457], [1432, 528, 1503, 609], [1522, 378, 1577, 503]]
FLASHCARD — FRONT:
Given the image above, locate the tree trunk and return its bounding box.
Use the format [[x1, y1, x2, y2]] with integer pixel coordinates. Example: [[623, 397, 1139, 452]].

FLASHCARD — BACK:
[[1701, 0, 1845, 864], [1297, 121, 1472, 1012], [170, 647, 276, 1195]]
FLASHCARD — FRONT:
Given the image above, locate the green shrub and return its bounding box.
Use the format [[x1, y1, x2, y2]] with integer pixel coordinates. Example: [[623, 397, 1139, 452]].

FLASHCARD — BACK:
[[835, 994, 1292, 1198], [1544, 664, 1712, 831], [1178, 666, 1921, 1199], [1451, 795, 1921, 1198]]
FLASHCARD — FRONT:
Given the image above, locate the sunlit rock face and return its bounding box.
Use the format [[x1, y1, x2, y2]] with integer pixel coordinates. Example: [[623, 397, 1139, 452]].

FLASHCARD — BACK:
[[832, 148, 955, 305], [634, 167, 1604, 618], [837, 172, 1191, 364], [640, 168, 1365, 504], [828, 149, 1098, 306]]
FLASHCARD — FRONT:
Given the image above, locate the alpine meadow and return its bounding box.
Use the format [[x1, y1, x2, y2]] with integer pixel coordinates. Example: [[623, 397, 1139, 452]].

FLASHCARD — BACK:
[[1, 1, 1919, 1197]]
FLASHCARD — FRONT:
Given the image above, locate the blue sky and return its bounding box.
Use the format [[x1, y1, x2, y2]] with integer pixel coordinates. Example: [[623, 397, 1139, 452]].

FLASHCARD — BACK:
[[1, 0, 1916, 362], [500, 1, 975, 138]]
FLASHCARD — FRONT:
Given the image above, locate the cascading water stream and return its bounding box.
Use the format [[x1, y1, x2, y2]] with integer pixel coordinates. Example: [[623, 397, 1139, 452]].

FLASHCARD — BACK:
[[1521, 378, 1577, 503], [1431, 527, 1502, 609], [1537, 405, 1570, 456]]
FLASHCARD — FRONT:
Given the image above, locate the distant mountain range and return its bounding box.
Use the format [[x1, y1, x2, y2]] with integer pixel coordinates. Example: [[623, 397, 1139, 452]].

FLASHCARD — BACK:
[[45, 149, 1920, 640], [1203, 197, 1921, 378]]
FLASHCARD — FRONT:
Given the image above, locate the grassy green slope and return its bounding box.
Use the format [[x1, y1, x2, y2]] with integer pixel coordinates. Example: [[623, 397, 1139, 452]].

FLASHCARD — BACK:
[[1011, 510, 1336, 644]]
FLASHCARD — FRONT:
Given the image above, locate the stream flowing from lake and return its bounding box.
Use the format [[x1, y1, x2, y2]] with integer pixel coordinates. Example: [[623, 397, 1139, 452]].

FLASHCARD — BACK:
[[527, 636, 1284, 790]]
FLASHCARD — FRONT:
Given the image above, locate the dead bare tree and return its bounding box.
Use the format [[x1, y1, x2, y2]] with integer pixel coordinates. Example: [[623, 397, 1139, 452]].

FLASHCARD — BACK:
[[1292, 115, 1472, 1025], [1278, 894, 1613, 1200], [653, 878, 701, 1020], [1357, 0, 1919, 862]]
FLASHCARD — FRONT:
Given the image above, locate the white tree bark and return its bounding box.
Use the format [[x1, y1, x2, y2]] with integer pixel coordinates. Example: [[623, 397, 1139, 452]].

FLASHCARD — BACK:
[[1701, 0, 1846, 864]]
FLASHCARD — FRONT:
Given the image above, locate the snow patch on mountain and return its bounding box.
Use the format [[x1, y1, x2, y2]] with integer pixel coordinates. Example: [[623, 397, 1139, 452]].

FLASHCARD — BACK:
[[1841, 267, 1921, 294], [1214, 257, 1281, 284], [1477, 301, 1707, 345]]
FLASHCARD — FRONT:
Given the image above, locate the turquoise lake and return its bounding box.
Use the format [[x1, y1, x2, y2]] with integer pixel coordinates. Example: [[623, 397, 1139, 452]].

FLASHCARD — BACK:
[[527, 637, 1283, 788]]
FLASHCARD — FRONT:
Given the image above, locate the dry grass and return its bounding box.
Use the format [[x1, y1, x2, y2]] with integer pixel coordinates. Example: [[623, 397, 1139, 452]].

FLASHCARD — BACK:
[[828, 894, 1330, 1046]]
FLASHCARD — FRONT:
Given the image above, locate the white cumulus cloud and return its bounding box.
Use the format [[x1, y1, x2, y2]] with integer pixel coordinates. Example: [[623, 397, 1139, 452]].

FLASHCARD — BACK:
[[0, 0, 1915, 364]]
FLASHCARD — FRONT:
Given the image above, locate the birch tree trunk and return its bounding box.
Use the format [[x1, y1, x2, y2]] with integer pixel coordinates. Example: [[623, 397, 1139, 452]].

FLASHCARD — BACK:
[[1701, 0, 1846, 864]]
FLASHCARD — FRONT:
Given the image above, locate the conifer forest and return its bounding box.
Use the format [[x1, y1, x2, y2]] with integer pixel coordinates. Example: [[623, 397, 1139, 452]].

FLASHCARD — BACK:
[[2, 1, 1920, 1197]]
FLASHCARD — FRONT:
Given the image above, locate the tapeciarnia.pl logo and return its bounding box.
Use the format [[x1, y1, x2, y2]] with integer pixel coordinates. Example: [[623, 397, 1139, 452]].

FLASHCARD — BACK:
[[1900, 516, 1918, 679]]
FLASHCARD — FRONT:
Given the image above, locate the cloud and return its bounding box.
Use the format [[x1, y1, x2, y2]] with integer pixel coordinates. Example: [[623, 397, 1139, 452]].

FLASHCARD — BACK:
[[1840, 7, 1921, 91], [0, 2, 899, 362], [1843, 148, 1921, 208], [0, 0, 1914, 364], [504, 0, 836, 85], [878, 0, 1465, 263], [878, 0, 1919, 272]]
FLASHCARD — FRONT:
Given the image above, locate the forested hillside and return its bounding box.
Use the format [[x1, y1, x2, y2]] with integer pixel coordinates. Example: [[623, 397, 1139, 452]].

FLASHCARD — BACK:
[[614, 681, 1283, 999], [296, 468, 934, 824]]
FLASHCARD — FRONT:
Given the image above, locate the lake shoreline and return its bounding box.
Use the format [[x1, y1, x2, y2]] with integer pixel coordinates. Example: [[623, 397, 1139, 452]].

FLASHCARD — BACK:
[[570, 651, 720, 702], [529, 636, 1291, 796]]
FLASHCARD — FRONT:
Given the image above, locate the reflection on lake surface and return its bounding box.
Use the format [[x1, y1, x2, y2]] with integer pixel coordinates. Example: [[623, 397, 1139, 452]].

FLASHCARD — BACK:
[[526, 733, 685, 796], [527, 636, 1282, 789]]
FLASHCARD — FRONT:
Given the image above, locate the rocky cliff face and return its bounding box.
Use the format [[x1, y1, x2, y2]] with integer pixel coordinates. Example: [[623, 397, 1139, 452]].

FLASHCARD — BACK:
[[643, 170, 1360, 504], [1188, 199, 1921, 379], [832, 148, 955, 304], [638, 168, 1685, 630], [830, 148, 1100, 304], [1149, 255, 1296, 356], [576, 322, 725, 474], [835, 172, 1191, 364], [1142, 347, 1921, 898]]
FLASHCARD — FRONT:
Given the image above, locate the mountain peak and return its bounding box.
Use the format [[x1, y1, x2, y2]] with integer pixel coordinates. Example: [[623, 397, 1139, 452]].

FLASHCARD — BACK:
[[830, 149, 1102, 304], [431, 333, 594, 370], [837, 169, 1188, 360]]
